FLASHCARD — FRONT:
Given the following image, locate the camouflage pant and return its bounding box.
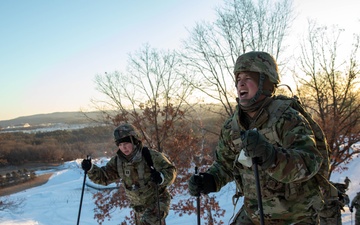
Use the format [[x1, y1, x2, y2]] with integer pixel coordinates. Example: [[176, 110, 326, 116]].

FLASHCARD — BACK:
[[133, 192, 170, 225], [230, 205, 319, 225], [135, 210, 166, 225]]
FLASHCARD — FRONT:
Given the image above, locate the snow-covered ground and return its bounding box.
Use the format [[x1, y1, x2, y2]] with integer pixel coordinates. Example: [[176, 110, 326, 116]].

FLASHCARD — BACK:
[[0, 155, 358, 225]]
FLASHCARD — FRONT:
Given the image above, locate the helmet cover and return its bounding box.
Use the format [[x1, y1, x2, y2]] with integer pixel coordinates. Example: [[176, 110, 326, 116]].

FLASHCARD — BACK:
[[233, 51, 280, 84], [114, 123, 141, 142]]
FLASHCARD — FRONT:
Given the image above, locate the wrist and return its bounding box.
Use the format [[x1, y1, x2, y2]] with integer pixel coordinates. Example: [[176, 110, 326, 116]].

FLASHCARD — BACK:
[[261, 145, 276, 169]]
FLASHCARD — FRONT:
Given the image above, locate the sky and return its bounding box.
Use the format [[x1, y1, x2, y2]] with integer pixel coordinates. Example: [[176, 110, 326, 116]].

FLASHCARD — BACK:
[[0, 151, 359, 225], [1, 0, 360, 121]]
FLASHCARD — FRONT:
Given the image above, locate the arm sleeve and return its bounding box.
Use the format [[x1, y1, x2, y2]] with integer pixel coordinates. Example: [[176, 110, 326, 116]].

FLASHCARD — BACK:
[[266, 108, 324, 183], [207, 118, 237, 191], [151, 151, 176, 187], [87, 156, 120, 186]]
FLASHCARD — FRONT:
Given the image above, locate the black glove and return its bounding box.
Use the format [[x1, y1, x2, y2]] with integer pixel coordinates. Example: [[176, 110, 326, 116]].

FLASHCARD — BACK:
[[338, 191, 344, 201], [81, 159, 92, 172], [241, 129, 276, 169], [350, 206, 353, 213], [188, 172, 216, 196], [151, 169, 163, 184]]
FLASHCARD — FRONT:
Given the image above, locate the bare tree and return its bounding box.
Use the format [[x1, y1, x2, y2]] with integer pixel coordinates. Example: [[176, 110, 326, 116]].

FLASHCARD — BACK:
[[179, 0, 294, 124], [294, 20, 360, 177], [92, 43, 196, 152], [91, 44, 223, 224]]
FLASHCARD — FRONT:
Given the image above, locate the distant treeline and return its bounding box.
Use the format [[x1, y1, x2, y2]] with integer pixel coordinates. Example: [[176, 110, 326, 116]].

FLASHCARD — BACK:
[[0, 125, 115, 166]]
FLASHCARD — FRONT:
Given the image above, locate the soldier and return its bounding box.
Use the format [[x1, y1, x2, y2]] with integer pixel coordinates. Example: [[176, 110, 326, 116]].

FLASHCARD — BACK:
[[81, 123, 176, 225], [188, 51, 325, 224], [344, 177, 351, 189], [350, 192, 360, 225]]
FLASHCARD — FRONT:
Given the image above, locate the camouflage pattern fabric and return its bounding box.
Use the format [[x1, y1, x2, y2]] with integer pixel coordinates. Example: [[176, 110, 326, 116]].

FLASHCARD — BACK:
[[135, 195, 168, 225], [351, 192, 360, 225], [87, 145, 176, 225], [319, 181, 350, 225], [233, 51, 280, 84], [230, 205, 318, 225], [114, 123, 142, 142], [318, 200, 343, 225], [206, 98, 324, 224]]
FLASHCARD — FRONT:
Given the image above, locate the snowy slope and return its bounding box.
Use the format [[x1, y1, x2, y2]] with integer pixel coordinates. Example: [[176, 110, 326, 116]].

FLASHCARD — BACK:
[[0, 155, 358, 225]]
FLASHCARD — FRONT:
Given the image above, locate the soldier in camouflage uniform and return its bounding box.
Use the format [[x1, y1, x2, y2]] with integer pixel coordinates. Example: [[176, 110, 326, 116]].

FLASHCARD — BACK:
[[350, 192, 360, 225], [81, 123, 176, 225], [188, 51, 325, 224]]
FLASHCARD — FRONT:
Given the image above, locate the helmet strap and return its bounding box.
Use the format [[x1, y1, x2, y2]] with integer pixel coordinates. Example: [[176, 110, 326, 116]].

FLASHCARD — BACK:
[[238, 73, 276, 113], [248, 73, 266, 104]]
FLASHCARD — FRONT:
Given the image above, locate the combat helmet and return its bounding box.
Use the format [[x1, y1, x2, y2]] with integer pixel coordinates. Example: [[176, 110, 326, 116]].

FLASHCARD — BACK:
[[114, 123, 141, 145], [234, 51, 280, 106], [233, 51, 280, 85]]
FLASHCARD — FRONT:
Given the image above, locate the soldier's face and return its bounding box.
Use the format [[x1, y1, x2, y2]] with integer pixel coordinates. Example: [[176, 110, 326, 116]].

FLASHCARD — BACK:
[[118, 142, 135, 155], [236, 72, 259, 105]]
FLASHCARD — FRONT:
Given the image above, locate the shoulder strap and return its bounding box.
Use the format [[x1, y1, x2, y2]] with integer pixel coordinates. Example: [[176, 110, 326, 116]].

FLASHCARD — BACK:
[[267, 98, 292, 125], [258, 98, 292, 145], [230, 113, 243, 146], [142, 146, 155, 171]]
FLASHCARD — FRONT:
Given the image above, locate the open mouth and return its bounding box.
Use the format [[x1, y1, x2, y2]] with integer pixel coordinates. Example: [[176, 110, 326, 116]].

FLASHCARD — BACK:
[[239, 90, 248, 98]]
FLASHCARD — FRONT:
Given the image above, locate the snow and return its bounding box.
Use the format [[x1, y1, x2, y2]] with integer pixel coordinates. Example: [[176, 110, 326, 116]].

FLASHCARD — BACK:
[[0, 156, 358, 225]]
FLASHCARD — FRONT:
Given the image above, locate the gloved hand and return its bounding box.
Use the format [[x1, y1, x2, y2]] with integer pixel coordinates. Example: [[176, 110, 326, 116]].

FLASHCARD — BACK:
[[350, 206, 353, 213], [81, 158, 92, 172], [241, 129, 276, 169], [188, 172, 216, 196], [151, 169, 163, 184], [338, 191, 344, 201]]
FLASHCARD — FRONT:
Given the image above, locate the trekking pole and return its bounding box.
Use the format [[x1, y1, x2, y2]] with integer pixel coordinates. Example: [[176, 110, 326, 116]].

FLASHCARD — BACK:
[[151, 167, 162, 225], [195, 166, 201, 225], [240, 129, 264, 225], [155, 183, 161, 225], [77, 155, 90, 225], [252, 157, 265, 225]]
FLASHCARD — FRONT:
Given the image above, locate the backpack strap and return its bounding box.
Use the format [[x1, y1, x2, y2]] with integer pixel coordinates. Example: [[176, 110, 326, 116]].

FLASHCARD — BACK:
[[230, 113, 243, 147], [142, 147, 155, 171], [258, 99, 291, 145]]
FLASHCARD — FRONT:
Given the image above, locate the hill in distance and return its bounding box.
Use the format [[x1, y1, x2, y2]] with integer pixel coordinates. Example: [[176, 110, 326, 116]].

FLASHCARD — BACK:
[[0, 103, 227, 132], [0, 111, 105, 131]]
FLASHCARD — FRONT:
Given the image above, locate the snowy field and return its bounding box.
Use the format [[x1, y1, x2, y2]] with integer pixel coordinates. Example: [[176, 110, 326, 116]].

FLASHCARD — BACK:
[[0, 155, 358, 225]]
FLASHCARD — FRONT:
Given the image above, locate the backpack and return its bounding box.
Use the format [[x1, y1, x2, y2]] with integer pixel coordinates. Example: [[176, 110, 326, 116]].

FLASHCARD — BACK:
[[232, 95, 335, 198]]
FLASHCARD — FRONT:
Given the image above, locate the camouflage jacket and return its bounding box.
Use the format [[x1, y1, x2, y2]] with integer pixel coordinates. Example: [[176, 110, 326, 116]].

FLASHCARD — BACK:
[[207, 99, 324, 223], [88, 146, 176, 208]]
